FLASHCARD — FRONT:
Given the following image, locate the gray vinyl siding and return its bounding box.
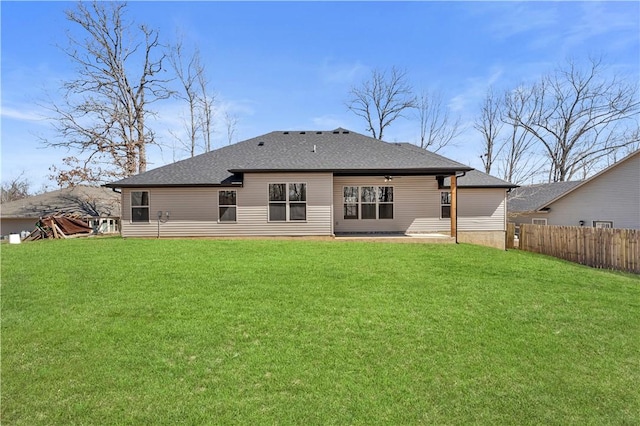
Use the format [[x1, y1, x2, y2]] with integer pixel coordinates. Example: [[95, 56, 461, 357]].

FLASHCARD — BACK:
[[120, 173, 508, 237], [511, 153, 640, 229], [332, 176, 506, 233], [457, 189, 506, 231], [510, 213, 548, 227], [333, 176, 440, 233], [120, 172, 333, 237]]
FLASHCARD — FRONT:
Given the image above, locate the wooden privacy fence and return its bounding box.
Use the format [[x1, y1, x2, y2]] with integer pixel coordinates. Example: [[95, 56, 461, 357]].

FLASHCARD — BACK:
[[518, 224, 639, 274]]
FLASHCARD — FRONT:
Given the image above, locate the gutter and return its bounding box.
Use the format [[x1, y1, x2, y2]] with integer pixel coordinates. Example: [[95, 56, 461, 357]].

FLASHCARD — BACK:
[[100, 183, 122, 194], [103, 182, 244, 189], [228, 167, 474, 175]]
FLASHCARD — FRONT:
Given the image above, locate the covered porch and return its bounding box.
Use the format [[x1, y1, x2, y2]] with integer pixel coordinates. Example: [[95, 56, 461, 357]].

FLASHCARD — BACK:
[[332, 173, 462, 241]]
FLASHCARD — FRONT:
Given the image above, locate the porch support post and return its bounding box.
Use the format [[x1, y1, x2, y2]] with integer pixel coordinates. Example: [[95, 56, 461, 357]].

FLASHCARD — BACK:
[[450, 174, 458, 243]]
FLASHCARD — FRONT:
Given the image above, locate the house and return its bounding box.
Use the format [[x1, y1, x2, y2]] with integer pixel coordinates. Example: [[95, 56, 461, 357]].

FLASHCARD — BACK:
[[0, 185, 121, 238], [509, 150, 640, 229], [105, 128, 516, 249]]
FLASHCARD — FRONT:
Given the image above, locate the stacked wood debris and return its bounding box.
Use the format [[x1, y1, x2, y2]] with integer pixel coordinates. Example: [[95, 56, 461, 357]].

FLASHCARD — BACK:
[[24, 214, 93, 241]]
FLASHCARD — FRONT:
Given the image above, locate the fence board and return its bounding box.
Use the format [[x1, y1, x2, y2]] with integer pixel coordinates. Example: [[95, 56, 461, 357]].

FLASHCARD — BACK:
[[518, 224, 640, 274]]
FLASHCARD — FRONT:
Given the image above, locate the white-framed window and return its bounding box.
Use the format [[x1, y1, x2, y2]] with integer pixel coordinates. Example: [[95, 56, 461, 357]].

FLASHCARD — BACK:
[[532, 218, 547, 225], [440, 191, 451, 219], [361, 186, 376, 219], [344, 186, 359, 219], [343, 186, 393, 220], [378, 186, 394, 219], [593, 220, 613, 229], [218, 190, 237, 222], [269, 183, 306, 221], [89, 218, 120, 233], [131, 191, 149, 223]]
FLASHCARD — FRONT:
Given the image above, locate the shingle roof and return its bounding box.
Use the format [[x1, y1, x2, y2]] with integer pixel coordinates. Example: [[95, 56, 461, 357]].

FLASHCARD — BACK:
[[442, 170, 517, 188], [0, 185, 120, 218], [508, 181, 584, 213], [106, 129, 478, 188], [384, 143, 516, 188]]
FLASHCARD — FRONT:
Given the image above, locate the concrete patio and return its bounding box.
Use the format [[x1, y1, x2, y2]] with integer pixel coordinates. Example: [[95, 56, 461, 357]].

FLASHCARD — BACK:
[[333, 232, 455, 243]]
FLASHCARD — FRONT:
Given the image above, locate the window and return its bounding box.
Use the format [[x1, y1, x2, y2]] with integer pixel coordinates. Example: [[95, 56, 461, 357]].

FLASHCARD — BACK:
[[532, 218, 547, 225], [378, 186, 393, 219], [269, 183, 287, 221], [361, 186, 376, 219], [593, 221, 613, 229], [269, 183, 306, 221], [131, 191, 149, 222], [90, 218, 120, 233], [289, 183, 306, 221], [219, 190, 237, 222], [440, 191, 451, 219], [343, 186, 393, 220], [344, 186, 359, 219]]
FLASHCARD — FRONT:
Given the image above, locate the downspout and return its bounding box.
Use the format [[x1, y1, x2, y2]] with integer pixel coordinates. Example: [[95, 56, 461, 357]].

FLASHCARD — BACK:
[[505, 187, 512, 251], [452, 171, 466, 244]]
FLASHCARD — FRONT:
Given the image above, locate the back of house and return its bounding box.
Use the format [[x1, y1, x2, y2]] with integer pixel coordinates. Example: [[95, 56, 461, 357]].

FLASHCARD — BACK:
[[106, 129, 517, 249]]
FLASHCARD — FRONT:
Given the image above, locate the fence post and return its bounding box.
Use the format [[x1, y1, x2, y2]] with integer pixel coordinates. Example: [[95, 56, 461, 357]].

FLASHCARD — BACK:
[[506, 223, 515, 250]]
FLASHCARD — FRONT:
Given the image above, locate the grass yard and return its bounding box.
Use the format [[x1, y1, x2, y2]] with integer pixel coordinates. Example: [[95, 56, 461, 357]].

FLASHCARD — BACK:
[[2, 238, 639, 424]]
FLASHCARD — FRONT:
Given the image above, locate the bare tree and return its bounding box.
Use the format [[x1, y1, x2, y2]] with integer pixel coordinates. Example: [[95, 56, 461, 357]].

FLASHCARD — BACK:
[[167, 35, 216, 156], [506, 57, 640, 182], [475, 88, 503, 174], [224, 111, 238, 145], [605, 127, 640, 165], [196, 64, 215, 152], [43, 1, 171, 185], [416, 90, 462, 153], [1, 172, 31, 203], [346, 67, 416, 140], [500, 87, 545, 184], [167, 37, 201, 157]]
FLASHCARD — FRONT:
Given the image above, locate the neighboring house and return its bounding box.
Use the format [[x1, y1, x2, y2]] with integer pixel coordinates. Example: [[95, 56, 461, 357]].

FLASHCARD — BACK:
[[0, 185, 121, 237], [106, 128, 516, 249], [509, 149, 640, 229]]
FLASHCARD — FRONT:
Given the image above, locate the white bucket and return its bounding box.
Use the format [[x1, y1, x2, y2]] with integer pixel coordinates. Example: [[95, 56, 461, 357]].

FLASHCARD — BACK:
[[9, 234, 21, 244]]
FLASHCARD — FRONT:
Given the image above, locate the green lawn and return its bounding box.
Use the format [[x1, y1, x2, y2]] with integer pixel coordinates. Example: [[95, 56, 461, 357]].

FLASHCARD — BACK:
[[2, 238, 638, 425]]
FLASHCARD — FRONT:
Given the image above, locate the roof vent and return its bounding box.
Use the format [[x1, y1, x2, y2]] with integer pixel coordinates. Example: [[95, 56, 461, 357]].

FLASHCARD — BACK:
[[316, 131, 322, 134], [300, 131, 306, 135], [332, 130, 339, 134], [283, 131, 289, 135], [342, 131, 349, 134], [258, 141, 265, 146]]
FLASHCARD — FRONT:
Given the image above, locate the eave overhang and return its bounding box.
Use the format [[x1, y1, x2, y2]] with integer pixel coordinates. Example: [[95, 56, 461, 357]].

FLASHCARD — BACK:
[[103, 182, 243, 189], [228, 167, 473, 176]]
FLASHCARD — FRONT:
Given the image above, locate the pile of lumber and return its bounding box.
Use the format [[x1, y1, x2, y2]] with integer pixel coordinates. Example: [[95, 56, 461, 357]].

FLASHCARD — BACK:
[[24, 214, 93, 241]]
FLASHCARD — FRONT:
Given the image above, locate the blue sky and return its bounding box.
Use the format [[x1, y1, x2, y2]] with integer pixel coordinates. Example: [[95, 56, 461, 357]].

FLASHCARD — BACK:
[[2, 1, 639, 190]]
